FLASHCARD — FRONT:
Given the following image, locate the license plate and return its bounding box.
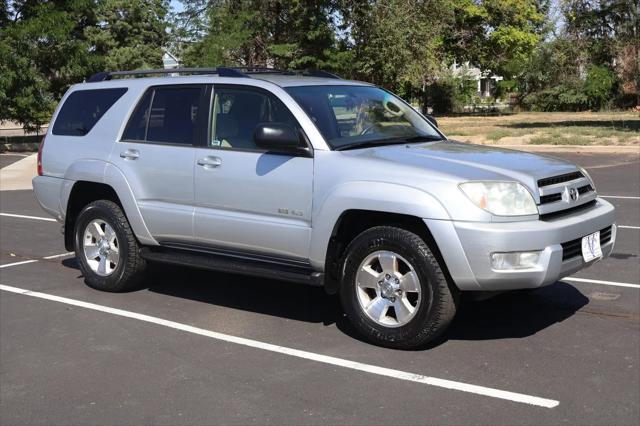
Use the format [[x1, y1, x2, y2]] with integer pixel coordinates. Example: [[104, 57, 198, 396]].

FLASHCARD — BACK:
[[582, 231, 603, 262]]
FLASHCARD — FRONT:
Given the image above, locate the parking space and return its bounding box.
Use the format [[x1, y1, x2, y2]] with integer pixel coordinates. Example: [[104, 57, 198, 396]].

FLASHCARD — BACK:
[[1, 151, 638, 424], [0, 153, 30, 169]]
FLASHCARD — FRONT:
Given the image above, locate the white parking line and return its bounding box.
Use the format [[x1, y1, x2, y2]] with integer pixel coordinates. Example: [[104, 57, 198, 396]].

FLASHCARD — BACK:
[[42, 252, 74, 260], [0, 283, 559, 408], [0, 260, 38, 269], [618, 225, 640, 230], [0, 213, 56, 222], [601, 195, 640, 200], [564, 277, 640, 289]]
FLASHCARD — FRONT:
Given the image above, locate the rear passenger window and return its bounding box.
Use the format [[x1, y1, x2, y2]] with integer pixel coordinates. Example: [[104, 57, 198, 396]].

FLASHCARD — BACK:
[[122, 86, 204, 146], [52, 88, 127, 136]]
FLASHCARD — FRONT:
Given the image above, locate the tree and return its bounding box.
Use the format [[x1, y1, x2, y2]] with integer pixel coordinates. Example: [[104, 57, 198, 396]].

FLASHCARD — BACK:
[[0, 0, 97, 130], [562, 0, 639, 106], [178, 0, 340, 69], [0, 0, 171, 130], [85, 0, 170, 71]]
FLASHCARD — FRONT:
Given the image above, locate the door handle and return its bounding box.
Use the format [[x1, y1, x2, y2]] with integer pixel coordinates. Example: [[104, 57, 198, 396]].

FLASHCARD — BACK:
[[119, 149, 139, 160], [197, 156, 222, 168]]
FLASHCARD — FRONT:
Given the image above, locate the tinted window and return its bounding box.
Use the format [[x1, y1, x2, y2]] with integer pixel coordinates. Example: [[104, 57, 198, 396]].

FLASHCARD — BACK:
[[210, 87, 299, 150], [146, 87, 202, 145], [122, 91, 152, 141], [53, 88, 127, 136]]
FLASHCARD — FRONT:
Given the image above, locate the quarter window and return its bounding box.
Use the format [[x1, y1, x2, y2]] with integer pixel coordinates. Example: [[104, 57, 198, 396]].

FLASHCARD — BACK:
[[52, 88, 127, 136]]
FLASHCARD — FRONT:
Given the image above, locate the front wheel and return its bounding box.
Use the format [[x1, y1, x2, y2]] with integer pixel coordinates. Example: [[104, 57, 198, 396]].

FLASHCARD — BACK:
[[74, 200, 146, 292], [340, 226, 457, 349]]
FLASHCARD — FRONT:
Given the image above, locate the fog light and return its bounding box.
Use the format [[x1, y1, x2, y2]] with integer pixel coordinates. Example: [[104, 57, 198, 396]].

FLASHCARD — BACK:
[[491, 251, 541, 270]]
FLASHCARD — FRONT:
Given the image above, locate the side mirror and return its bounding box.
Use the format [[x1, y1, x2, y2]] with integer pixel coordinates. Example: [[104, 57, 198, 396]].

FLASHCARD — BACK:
[[254, 122, 300, 153], [425, 114, 438, 128]]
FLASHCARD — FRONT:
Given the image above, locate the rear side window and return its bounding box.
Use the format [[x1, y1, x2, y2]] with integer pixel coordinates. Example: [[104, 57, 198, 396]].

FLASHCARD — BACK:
[[122, 86, 205, 146], [52, 88, 127, 136]]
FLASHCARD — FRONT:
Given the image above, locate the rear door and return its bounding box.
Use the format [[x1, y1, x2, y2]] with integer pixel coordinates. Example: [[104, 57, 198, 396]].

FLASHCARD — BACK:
[[193, 84, 314, 260], [113, 85, 208, 243]]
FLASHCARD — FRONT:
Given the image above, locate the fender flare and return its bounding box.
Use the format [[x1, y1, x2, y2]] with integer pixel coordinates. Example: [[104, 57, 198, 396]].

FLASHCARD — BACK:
[[60, 159, 157, 246], [309, 181, 451, 269]]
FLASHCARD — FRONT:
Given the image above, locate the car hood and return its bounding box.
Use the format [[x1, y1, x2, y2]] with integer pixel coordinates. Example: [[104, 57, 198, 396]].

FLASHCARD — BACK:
[[343, 140, 579, 192]]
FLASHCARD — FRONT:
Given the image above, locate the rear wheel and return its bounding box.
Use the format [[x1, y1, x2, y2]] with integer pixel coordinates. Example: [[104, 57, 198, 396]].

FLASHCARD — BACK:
[[74, 200, 146, 292], [340, 226, 457, 349]]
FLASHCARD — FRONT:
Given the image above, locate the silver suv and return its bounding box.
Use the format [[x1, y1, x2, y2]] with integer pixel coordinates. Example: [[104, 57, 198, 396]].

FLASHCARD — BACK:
[[33, 67, 616, 348]]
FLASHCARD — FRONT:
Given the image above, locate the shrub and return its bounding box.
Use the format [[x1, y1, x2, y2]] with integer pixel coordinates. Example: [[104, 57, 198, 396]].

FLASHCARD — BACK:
[[428, 74, 478, 114]]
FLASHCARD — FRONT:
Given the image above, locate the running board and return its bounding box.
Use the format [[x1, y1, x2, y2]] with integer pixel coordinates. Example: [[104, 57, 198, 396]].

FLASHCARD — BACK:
[[139, 246, 324, 286]]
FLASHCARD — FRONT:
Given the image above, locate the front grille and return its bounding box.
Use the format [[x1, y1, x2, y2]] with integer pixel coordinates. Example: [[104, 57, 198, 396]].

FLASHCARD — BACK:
[[540, 184, 594, 205], [540, 200, 596, 220], [561, 226, 612, 261], [578, 184, 593, 195], [538, 171, 584, 187], [540, 193, 562, 204]]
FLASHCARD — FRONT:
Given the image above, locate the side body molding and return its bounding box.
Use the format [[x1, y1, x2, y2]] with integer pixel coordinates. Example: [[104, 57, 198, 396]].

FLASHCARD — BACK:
[[59, 160, 157, 246], [309, 181, 452, 269]]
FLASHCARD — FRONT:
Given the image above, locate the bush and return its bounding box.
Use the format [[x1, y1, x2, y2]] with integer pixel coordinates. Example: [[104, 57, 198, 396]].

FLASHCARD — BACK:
[[428, 74, 478, 114], [583, 65, 617, 110], [522, 85, 590, 111], [521, 65, 619, 112]]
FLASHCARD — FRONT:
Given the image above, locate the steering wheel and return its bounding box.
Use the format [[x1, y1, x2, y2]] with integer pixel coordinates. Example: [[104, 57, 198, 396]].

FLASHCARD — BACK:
[[359, 125, 377, 136]]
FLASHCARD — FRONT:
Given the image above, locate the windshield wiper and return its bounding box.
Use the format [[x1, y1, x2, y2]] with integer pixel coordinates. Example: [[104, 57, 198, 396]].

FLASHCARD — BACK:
[[403, 135, 444, 143], [334, 135, 443, 151]]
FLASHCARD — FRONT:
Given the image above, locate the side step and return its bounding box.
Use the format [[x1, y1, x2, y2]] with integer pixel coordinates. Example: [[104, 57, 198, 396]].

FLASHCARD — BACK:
[[139, 246, 324, 286]]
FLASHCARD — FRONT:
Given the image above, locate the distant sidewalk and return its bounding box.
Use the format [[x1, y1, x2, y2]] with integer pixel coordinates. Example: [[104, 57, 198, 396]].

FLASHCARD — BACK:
[[0, 154, 37, 191]]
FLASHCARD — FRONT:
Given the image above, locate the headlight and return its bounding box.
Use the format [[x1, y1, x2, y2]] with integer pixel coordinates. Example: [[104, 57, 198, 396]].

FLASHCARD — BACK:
[[459, 181, 538, 216], [579, 167, 596, 192]]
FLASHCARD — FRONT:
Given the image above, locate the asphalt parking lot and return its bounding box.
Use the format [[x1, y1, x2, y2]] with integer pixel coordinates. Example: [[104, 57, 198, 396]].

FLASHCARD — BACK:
[[1, 150, 638, 425]]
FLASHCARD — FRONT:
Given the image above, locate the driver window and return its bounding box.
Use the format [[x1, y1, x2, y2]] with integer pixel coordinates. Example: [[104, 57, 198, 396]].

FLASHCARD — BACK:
[[210, 87, 298, 150]]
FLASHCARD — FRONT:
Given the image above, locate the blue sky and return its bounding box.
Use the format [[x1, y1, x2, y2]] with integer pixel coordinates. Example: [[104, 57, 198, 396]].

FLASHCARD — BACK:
[[170, 0, 184, 13]]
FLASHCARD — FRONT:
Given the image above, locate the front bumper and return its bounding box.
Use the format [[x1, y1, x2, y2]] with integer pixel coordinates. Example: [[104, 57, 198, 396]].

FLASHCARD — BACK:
[[426, 198, 616, 291]]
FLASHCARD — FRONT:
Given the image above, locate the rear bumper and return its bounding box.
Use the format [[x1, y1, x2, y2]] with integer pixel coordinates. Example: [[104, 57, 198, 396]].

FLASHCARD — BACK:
[[426, 198, 616, 291], [32, 175, 65, 222]]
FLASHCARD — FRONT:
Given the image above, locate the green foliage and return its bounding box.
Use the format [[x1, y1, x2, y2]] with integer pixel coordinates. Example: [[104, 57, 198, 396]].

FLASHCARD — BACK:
[[521, 84, 590, 112], [583, 65, 617, 109], [85, 0, 169, 70], [428, 71, 478, 114], [2, 0, 634, 129], [0, 0, 170, 130], [179, 0, 338, 70]]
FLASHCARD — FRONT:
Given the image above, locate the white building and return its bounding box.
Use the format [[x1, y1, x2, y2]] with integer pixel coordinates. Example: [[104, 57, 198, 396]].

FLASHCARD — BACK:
[[162, 51, 181, 70], [450, 61, 503, 98]]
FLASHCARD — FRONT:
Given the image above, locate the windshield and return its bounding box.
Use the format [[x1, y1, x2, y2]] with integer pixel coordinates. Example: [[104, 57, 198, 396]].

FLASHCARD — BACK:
[[285, 85, 442, 150]]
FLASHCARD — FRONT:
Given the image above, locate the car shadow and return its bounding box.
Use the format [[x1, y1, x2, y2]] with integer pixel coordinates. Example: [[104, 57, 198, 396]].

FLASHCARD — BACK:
[[62, 259, 589, 348], [444, 282, 588, 342]]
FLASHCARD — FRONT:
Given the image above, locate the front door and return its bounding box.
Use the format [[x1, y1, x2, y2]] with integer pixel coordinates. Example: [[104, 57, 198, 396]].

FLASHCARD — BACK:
[[193, 85, 313, 260], [112, 84, 207, 243]]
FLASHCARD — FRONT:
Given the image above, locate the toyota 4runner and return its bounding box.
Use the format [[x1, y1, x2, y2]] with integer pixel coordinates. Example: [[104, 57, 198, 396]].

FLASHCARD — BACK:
[[33, 67, 616, 349]]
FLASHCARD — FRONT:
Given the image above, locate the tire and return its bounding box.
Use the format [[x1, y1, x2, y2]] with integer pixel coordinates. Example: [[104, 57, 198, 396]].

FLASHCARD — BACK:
[[340, 226, 457, 349], [74, 200, 146, 292]]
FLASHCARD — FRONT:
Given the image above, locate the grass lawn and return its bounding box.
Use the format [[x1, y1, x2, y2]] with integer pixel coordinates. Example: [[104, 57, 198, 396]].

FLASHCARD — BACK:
[[438, 111, 639, 146]]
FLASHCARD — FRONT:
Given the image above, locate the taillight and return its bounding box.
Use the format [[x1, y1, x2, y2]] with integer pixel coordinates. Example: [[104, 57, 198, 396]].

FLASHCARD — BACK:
[[37, 136, 45, 176]]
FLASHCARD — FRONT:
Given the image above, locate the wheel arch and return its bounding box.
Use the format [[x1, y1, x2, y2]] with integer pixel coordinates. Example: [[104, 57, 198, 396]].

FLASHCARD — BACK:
[[62, 162, 156, 251], [311, 181, 454, 294]]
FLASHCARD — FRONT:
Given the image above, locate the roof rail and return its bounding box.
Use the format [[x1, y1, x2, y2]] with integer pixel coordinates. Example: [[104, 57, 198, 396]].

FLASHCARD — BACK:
[[86, 67, 247, 82], [86, 66, 342, 82]]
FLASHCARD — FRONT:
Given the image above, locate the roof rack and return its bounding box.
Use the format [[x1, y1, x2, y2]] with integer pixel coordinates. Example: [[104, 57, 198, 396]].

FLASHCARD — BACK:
[[86, 67, 341, 82]]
